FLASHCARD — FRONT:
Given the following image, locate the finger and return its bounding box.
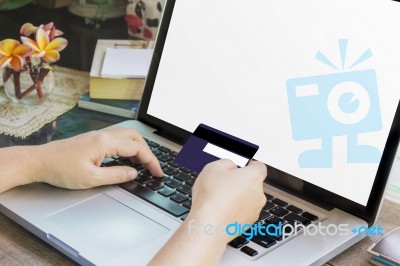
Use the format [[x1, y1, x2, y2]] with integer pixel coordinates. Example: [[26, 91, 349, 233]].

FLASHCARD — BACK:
[[103, 126, 148, 146], [143, 161, 164, 177], [128, 157, 163, 175], [208, 159, 238, 170], [237, 160, 267, 182], [110, 139, 163, 177], [101, 127, 162, 176], [93, 166, 138, 186]]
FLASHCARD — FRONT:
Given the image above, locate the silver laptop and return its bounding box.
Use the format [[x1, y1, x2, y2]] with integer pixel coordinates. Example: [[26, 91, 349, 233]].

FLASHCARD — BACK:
[[1, 0, 400, 265]]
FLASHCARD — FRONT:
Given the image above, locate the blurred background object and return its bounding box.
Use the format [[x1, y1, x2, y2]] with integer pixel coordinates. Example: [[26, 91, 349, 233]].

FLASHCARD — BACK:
[[69, 0, 125, 28], [0, 0, 32, 10], [35, 0, 71, 9], [125, 0, 165, 40], [0, 2, 128, 71]]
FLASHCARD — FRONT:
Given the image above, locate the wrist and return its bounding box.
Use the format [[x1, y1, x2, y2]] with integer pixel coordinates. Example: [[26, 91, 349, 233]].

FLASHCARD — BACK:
[[190, 200, 237, 226], [25, 144, 50, 184], [185, 208, 233, 244]]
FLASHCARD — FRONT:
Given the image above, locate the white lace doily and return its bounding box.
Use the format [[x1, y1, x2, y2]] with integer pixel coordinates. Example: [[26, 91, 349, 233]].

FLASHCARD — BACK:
[[0, 66, 89, 138]]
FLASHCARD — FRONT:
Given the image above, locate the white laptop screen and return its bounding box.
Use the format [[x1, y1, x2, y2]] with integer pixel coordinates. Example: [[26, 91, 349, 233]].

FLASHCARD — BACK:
[[148, 0, 400, 206]]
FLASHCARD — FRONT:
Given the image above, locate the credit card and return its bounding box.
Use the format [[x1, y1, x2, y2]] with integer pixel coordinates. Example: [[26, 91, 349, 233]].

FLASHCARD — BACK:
[[175, 124, 259, 173]]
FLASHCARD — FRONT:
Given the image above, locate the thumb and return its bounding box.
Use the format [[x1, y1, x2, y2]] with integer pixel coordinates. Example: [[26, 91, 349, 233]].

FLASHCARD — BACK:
[[94, 166, 138, 186]]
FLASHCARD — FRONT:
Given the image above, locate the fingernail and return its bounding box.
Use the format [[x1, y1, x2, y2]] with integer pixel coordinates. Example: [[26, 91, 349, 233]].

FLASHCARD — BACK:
[[127, 169, 137, 180]]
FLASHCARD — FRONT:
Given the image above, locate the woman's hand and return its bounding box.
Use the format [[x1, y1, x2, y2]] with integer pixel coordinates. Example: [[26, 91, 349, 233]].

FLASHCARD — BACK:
[[32, 126, 163, 189], [150, 159, 267, 266], [190, 159, 267, 235]]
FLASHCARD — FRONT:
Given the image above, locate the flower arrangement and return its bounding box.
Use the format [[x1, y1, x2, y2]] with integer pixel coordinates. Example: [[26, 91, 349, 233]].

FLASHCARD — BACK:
[[0, 22, 67, 102]]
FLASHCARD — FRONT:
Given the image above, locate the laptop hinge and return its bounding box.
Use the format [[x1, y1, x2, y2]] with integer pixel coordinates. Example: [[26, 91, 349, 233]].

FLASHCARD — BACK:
[[266, 180, 335, 211], [153, 129, 186, 145]]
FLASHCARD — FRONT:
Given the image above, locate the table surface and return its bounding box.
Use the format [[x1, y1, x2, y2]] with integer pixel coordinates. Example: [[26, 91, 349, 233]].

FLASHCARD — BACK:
[[1, 3, 400, 266]]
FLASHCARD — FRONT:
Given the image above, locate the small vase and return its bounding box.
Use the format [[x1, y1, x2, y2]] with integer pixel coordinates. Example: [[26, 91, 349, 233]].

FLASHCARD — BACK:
[[2, 65, 55, 105]]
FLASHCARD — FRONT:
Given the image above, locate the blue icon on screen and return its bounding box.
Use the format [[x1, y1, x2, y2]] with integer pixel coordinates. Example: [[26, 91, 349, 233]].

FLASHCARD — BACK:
[[286, 39, 382, 168]]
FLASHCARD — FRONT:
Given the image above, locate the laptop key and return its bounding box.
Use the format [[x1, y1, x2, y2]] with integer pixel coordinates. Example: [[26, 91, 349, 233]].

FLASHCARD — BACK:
[[170, 151, 179, 157], [130, 163, 145, 171], [265, 215, 284, 226], [146, 181, 164, 191], [165, 178, 182, 188], [158, 146, 171, 153], [180, 213, 189, 221], [163, 166, 179, 176], [154, 175, 170, 182], [270, 234, 283, 241], [171, 194, 189, 204], [264, 193, 274, 201], [168, 161, 180, 168], [269, 206, 289, 217], [240, 246, 258, 257], [258, 210, 270, 220], [286, 205, 303, 214], [158, 154, 173, 162], [271, 198, 288, 207], [263, 201, 274, 211], [175, 172, 191, 182], [185, 179, 196, 187], [102, 160, 122, 167], [159, 162, 168, 168], [191, 172, 199, 177], [301, 212, 319, 221], [141, 169, 152, 177], [176, 184, 192, 194], [252, 235, 277, 249], [182, 200, 192, 209], [179, 167, 192, 173], [228, 236, 249, 249], [120, 182, 189, 217], [285, 222, 301, 234], [147, 140, 160, 148], [170, 193, 189, 203], [152, 150, 162, 156], [118, 158, 134, 166], [135, 175, 152, 185], [158, 186, 176, 197], [284, 213, 311, 226]]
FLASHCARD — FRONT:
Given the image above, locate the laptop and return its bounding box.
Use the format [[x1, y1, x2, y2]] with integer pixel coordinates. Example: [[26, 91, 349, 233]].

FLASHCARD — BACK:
[[2, 0, 400, 265]]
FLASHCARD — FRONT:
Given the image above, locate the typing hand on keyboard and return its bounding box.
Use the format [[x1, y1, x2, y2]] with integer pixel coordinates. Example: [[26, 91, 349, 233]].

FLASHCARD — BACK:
[[35, 126, 163, 191]]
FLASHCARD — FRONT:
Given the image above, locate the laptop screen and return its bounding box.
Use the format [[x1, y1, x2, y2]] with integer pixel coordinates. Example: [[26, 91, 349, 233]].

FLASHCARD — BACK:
[[147, 0, 400, 206]]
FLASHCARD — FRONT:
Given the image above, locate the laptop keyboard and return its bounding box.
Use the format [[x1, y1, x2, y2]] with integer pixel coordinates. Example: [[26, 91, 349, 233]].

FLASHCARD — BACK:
[[228, 193, 320, 257], [102, 138, 319, 258]]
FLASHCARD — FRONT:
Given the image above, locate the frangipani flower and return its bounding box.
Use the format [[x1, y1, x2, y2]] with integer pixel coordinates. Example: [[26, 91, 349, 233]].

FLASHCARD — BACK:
[[1, 22, 68, 101], [20, 22, 63, 38], [0, 39, 31, 71], [21, 28, 68, 63]]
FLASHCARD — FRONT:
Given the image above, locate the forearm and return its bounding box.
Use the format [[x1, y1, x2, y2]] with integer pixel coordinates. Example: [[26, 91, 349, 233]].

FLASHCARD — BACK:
[[0, 145, 43, 193], [149, 212, 229, 266]]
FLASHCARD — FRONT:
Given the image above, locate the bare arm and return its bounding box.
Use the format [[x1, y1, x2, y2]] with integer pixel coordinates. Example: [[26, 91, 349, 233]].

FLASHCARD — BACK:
[[0, 145, 41, 193]]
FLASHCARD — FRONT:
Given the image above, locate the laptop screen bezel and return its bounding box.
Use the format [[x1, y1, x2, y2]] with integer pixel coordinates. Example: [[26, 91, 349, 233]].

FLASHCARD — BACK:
[[137, 0, 400, 226]]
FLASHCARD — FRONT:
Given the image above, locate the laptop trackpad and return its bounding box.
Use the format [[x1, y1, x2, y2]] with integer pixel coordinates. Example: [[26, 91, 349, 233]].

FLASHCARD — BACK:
[[47, 193, 169, 257]]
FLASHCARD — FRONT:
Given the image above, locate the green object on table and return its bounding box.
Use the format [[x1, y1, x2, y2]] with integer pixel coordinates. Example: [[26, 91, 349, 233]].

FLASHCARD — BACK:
[[53, 106, 127, 140], [0, 0, 32, 10]]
